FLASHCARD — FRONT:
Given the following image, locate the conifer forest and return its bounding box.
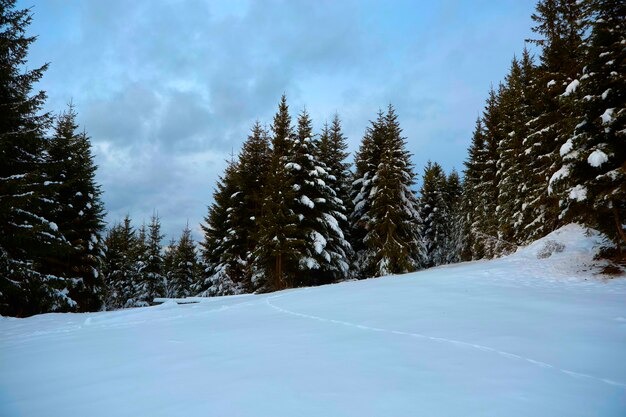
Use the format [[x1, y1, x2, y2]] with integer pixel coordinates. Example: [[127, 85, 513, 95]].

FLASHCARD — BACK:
[[1, 0, 624, 317]]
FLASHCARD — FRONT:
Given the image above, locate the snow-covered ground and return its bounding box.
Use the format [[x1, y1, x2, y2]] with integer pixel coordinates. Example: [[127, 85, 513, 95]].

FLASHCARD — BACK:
[[2, 224, 625, 416]]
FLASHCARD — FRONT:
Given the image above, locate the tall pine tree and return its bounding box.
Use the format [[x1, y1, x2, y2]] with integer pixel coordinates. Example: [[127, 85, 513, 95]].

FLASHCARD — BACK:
[[352, 105, 423, 277], [45, 104, 106, 311], [0, 1, 71, 316]]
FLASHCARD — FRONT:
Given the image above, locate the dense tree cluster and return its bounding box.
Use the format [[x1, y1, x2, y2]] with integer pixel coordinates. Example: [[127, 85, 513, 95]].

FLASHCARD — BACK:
[[464, 0, 625, 260], [3, 0, 624, 316], [0, 1, 105, 316], [201, 99, 469, 294], [102, 215, 200, 308]]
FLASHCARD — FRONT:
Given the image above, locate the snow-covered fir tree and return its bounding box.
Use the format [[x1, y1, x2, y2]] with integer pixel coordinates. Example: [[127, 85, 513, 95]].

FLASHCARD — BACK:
[[352, 106, 423, 277], [253, 95, 301, 291], [170, 225, 199, 298], [133, 214, 166, 305], [317, 114, 353, 238], [419, 161, 449, 267], [200, 123, 271, 296], [162, 238, 178, 298], [45, 104, 106, 312], [0, 1, 72, 316], [461, 118, 487, 260], [286, 109, 351, 286], [443, 169, 464, 264], [495, 51, 537, 246], [521, 0, 588, 243], [199, 160, 240, 295], [103, 216, 137, 309], [550, 0, 626, 253]]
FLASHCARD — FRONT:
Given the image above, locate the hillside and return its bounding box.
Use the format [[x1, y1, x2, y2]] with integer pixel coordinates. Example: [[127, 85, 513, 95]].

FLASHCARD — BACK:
[[1, 224, 625, 416]]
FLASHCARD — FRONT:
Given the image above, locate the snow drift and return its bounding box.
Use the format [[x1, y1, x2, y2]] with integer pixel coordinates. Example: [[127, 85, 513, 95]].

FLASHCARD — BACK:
[[1, 224, 625, 417]]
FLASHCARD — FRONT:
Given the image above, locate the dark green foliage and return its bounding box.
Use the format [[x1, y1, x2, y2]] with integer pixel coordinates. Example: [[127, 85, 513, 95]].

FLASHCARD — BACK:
[[170, 225, 199, 298], [461, 119, 487, 260], [419, 162, 448, 267], [551, 0, 626, 252], [103, 216, 137, 309], [0, 1, 72, 316], [138, 214, 166, 303], [199, 123, 271, 296], [285, 109, 352, 286], [352, 106, 423, 277], [45, 104, 106, 312], [496, 52, 536, 245], [443, 169, 464, 264], [253, 95, 302, 290], [521, 0, 587, 242]]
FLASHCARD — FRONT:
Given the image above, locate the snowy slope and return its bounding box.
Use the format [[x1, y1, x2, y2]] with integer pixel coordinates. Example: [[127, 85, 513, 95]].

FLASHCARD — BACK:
[[2, 224, 626, 417]]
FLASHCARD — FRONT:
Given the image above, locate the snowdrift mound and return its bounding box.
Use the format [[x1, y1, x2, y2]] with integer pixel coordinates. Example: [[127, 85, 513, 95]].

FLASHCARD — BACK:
[[513, 223, 604, 261], [507, 223, 614, 277]]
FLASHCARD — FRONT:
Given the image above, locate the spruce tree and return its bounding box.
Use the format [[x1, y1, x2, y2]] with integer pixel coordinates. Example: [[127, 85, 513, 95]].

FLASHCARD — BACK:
[[461, 118, 487, 260], [162, 238, 178, 298], [522, 0, 588, 243], [350, 110, 386, 272], [353, 105, 423, 277], [133, 214, 165, 304], [443, 169, 464, 264], [253, 95, 300, 290], [171, 225, 199, 298], [419, 161, 448, 267], [45, 104, 106, 311], [199, 159, 246, 296], [0, 1, 71, 316], [478, 87, 504, 257], [318, 114, 352, 222], [551, 0, 626, 253], [496, 54, 534, 246], [286, 109, 351, 286], [103, 216, 136, 309]]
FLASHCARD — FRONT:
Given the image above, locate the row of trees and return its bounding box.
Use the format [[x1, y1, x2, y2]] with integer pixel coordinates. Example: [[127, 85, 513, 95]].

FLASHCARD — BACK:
[[2, 0, 623, 315], [199, 98, 465, 295], [0, 1, 106, 316], [102, 215, 199, 308], [463, 0, 625, 260]]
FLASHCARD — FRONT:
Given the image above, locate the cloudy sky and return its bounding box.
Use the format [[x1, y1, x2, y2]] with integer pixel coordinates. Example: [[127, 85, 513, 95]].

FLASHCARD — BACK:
[[21, 0, 537, 242]]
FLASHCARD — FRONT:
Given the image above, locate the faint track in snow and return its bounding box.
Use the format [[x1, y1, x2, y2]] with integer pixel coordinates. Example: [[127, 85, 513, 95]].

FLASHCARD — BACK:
[[266, 294, 626, 390]]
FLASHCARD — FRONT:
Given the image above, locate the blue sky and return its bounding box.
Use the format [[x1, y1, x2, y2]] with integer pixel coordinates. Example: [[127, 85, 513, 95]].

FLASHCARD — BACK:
[[21, 0, 537, 241]]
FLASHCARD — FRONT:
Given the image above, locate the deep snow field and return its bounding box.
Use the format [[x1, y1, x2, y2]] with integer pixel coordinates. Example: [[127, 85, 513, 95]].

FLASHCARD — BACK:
[[1, 224, 626, 417]]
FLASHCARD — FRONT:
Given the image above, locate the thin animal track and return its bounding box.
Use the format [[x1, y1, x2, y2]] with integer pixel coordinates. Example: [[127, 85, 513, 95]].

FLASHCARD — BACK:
[[266, 294, 626, 390]]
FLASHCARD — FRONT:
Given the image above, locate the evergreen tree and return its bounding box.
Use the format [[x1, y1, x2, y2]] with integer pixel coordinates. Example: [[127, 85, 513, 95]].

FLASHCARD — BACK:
[[133, 214, 165, 304], [318, 114, 352, 222], [171, 225, 199, 298], [496, 53, 536, 246], [521, 0, 588, 242], [462, 89, 503, 260], [443, 169, 464, 264], [103, 216, 136, 309], [0, 1, 71, 316], [551, 0, 626, 253], [353, 105, 423, 277], [235, 122, 272, 289], [419, 161, 448, 267], [162, 238, 178, 298], [45, 104, 106, 312], [198, 160, 246, 296], [253, 95, 301, 290], [350, 110, 386, 272], [286, 109, 351, 286], [478, 87, 504, 256], [199, 120, 272, 297], [461, 118, 487, 260]]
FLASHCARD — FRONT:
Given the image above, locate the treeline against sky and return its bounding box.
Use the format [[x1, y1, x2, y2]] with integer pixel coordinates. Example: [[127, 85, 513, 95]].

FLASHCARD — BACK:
[[1, 0, 624, 316]]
